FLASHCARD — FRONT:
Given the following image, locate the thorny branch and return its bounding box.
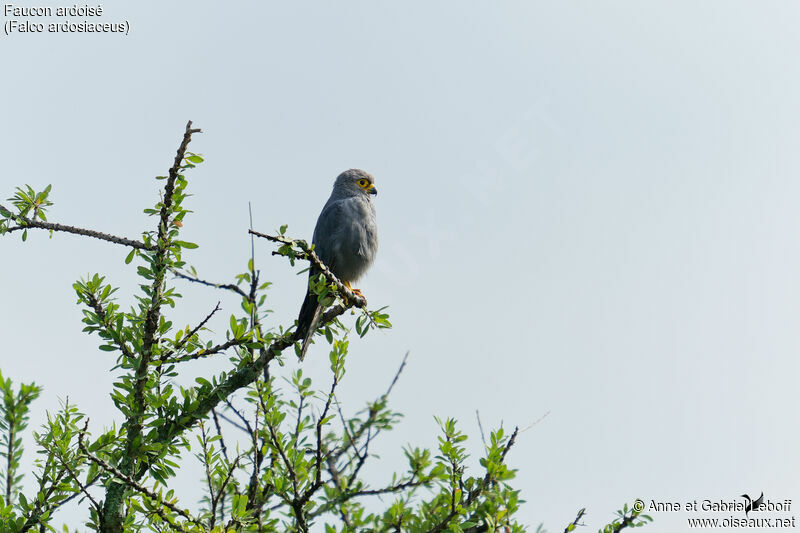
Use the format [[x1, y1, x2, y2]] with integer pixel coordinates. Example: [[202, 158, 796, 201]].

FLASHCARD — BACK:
[[309, 468, 429, 521], [52, 448, 102, 515], [170, 269, 249, 299], [17, 452, 70, 533], [158, 336, 249, 365], [1, 212, 152, 250], [153, 302, 351, 447], [82, 290, 136, 361], [102, 120, 202, 532], [165, 302, 222, 358], [78, 434, 204, 529], [249, 229, 368, 309]]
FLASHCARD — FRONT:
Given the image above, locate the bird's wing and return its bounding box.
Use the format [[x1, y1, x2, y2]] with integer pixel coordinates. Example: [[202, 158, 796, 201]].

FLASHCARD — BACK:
[[295, 200, 346, 358], [312, 199, 347, 271]]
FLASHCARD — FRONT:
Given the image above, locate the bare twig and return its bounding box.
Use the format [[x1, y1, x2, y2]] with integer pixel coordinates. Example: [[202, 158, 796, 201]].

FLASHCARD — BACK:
[[333, 397, 361, 466], [350, 425, 373, 482], [170, 302, 221, 356], [211, 409, 230, 463], [293, 394, 306, 444], [520, 410, 551, 433], [223, 399, 255, 435], [171, 269, 248, 299], [248, 202, 256, 283], [475, 410, 487, 448], [330, 353, 408, 468], [214, 410, 249, 434], [385, 351, 409, 397]]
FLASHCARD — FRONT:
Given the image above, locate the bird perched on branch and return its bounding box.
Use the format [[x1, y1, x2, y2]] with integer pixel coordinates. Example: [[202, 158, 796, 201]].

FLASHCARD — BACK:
[[294, 169, 378, 359]]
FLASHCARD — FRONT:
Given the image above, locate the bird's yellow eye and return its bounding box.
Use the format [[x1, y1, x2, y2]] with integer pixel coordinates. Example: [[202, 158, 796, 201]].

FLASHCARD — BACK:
[[358, 179, 369, 188]]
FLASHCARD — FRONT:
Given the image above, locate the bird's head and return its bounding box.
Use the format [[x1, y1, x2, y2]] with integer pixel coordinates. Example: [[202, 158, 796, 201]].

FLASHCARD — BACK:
[[333, 169, 377, 197]]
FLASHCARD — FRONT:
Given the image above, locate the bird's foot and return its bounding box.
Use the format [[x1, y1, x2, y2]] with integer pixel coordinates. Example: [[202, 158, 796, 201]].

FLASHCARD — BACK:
[[343, 281, 366, 304]]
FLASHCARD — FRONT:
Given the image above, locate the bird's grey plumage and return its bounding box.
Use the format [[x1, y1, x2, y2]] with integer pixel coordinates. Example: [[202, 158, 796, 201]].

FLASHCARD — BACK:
[[295, 169, 378, 359]]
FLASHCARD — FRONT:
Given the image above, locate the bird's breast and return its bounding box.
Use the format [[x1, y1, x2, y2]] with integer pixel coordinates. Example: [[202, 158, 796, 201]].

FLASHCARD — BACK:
[[329, 198, 377, 283]]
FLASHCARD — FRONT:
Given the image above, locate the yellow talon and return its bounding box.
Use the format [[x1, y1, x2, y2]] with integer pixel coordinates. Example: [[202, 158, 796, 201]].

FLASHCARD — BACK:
[[343, 281, 363, 298]]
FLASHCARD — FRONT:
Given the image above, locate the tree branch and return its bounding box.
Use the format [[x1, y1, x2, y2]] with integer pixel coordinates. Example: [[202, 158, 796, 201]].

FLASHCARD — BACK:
[[79, 438, 203, 530], [102, 120, 201, 532], [428, 426, 519, 533], [565, 508, 586, 533], [309, 476, 428, 520], [171, 269, 248, 298], [157, 336, 248, 365], [170, 302, 221, 356], [3, 212, 151, 249], [82, 290, 136, 361], [154, 303, 350, 447], [249, 230, 367, 309]]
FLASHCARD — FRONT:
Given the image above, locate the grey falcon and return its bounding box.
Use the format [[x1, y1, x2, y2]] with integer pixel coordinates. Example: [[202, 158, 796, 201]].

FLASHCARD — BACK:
[[294, 169, 378, 359]]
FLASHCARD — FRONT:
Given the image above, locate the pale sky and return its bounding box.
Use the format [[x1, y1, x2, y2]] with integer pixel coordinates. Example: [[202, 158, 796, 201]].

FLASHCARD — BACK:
[[3, 2, 800, 531]]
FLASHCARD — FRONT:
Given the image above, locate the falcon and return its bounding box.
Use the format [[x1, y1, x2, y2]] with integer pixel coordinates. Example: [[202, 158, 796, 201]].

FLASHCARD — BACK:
[[294, 169, 378, 359]]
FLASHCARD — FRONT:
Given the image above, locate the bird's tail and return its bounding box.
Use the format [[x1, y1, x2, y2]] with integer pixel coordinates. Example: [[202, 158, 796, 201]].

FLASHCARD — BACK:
[[295, 289, 323, 360]]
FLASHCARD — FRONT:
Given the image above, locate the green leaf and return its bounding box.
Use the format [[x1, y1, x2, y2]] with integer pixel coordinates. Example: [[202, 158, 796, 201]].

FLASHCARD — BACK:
[[125, 249, 136, 264]]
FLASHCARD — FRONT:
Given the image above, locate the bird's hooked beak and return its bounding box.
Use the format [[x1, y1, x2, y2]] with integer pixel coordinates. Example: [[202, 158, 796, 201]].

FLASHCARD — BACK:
[[368, 185, 378, 196]]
